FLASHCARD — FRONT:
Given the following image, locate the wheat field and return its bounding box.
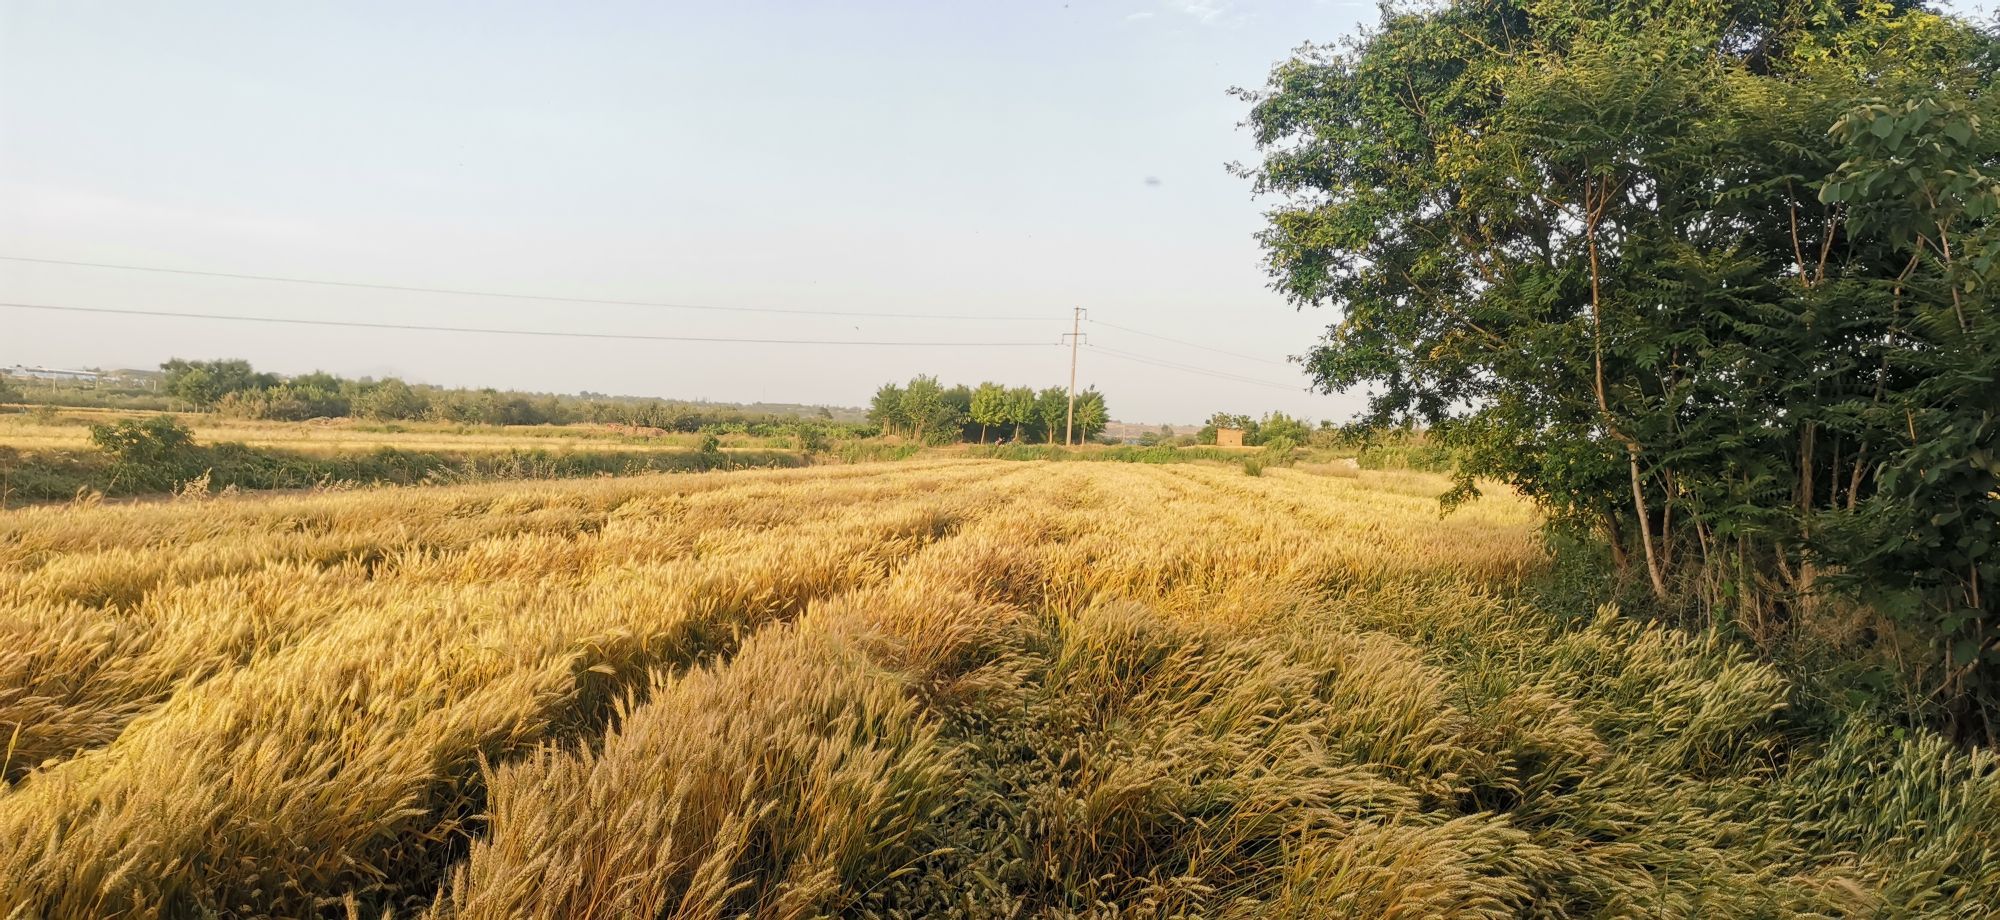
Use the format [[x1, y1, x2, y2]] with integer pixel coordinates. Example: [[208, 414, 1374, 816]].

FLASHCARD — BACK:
[[1, 460, 1993, 918]]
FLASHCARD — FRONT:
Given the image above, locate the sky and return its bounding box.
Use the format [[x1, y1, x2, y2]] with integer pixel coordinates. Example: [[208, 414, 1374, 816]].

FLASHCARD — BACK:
[[2, 1, 1991, 424]]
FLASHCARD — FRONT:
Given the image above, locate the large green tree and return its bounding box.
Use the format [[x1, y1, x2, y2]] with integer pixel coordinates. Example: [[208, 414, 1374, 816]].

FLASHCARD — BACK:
[[1003, 386, 1036, 442], [970, 382, 1007, 443], [900, 375, 961, 445], [1072, 389, 1110, 441], [1240, 0, 1997, 730], [1034, 387, 1069, 444]]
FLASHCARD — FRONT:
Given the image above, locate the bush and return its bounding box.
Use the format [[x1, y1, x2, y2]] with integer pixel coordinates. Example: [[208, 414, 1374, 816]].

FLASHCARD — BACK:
[[792, 423, 829, 455], [89, 416, 196, 466]]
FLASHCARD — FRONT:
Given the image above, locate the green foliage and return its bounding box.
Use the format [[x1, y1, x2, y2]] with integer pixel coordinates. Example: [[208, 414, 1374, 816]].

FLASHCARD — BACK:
[[869, 382, 907, 436], [833, 440, 923, 464], [1256, 411, 1310, 446], [870, 377, 1109, 445], [217, 383, 350, 421], [353, 378, 429, 421], [149, 358, 857, 432], [1002, 386, 1036, 442], [7, 441, 805, 502], [903, 375, 961, 445], [969, 443, 1276, 466], [160, 358, 277, 408], [1240, 0, 1999, 735], [1034, 386, 1069, 444], [88, 415, 196, 466], [790, 421, 829, 455], [969, 382, 1008, 443], [1071, 388, 1109, 442]]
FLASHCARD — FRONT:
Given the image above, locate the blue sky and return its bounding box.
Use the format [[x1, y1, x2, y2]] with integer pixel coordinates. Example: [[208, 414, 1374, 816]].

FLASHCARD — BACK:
[[2, 1, 1990, 423]]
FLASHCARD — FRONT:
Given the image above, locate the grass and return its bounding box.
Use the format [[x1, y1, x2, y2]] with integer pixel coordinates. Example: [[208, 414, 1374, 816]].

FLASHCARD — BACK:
[[0, 408, 796, 454], [0, 460, 1993, 918], [965, 442, 1291, 464]]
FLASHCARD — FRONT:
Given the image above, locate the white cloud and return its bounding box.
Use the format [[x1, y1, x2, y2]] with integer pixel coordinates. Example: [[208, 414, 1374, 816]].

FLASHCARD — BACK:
[[1125, 10, 1156, 20]]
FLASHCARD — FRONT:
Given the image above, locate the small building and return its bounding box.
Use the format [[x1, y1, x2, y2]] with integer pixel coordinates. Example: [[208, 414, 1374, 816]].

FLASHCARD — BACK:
[[4, 365, 102, 384], [1215, 427, 1245, 448]]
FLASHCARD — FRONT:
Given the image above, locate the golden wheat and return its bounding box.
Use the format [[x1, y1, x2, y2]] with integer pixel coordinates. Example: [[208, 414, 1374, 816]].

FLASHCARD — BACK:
[[0, 460, 1992, 918]]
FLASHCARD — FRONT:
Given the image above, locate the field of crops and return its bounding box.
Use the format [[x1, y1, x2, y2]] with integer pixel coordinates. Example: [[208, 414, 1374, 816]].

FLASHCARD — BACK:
[[1, 460, 1994, 918], [0, 409, 779, 455]]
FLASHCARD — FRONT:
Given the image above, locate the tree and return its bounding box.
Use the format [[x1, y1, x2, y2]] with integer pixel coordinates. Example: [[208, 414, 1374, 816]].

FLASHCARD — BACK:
[[1003, 387, 1036, 442], [868, 383, 907, 437], [1255, 411, 1309, 448], [900, 376, 954, 444], [1034, 387, 1069, 444], [1072, 389, 1110, 441], [942, 384, 975, 442], [354, 379, 428, 421], [900, 376, 944, 444], [1239, 0, 1998, 730], [969, 382, 1007, 443], [160, 359, 276, 408], [290, 370, 344, 394]]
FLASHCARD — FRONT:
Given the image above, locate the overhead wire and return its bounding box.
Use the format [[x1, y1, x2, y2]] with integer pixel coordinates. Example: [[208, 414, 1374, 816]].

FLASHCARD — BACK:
[[0, 255, 1055, 322], [1087, 344, 1307, 391], [4, 254, 1318, 390], [0, 302, 1062, 347], [1087, 317, 1295, 367]]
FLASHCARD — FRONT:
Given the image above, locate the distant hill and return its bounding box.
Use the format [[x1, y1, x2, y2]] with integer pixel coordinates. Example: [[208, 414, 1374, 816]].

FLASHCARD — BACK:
[[1102, 420, 1200, 442]]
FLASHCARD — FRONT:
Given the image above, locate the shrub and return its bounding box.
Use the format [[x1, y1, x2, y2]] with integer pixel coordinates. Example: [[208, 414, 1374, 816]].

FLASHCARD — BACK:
[[88, 416, 196, 466]]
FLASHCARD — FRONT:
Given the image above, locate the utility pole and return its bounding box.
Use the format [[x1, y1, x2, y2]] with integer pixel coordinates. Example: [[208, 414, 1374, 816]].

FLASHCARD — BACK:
[[1063, 307, 1086, 446]]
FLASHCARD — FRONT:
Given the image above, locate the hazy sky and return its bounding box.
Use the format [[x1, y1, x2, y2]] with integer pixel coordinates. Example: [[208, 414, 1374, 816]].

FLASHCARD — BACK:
[[3, 1, 1990, 423]]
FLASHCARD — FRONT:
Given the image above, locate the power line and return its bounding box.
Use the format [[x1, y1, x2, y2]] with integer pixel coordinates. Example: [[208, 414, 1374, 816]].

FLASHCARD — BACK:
[[1088, 344, 1307, 391], [0, 301, 1063, 347], [1088, 318, 1295, 367], [0, 255, 1055, 322]]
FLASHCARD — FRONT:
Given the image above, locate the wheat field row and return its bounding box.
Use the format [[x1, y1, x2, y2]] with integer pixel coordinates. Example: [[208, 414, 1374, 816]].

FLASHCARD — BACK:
[[0, 460, 1993, 918]]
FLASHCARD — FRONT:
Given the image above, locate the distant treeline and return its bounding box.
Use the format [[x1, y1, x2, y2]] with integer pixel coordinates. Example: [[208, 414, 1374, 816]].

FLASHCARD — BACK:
[[31, 359, 876, 436], [867, 376, 1109, 446]]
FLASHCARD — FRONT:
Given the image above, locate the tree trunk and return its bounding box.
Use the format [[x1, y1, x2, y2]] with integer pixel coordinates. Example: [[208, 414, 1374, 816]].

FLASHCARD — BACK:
[[1586, 174, 1668, 601]]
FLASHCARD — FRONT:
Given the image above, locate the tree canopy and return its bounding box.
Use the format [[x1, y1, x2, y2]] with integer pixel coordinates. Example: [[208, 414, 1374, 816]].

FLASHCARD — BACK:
[[1240, 0, 1998, 732], [868, 376, 1108, 444]]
